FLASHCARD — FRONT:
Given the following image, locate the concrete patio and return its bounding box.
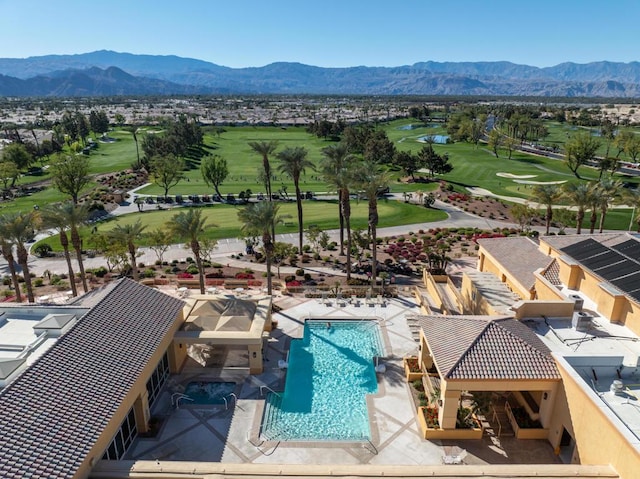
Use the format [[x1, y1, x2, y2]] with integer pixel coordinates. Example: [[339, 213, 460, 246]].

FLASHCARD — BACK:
[[126, 294, 561, 466]]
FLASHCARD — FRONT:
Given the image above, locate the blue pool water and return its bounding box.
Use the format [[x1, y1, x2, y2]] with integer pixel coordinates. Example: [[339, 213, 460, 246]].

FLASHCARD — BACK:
[[183, 381, 235, 404], [262, 320, 384, 441], [418, 134, 449, 144]]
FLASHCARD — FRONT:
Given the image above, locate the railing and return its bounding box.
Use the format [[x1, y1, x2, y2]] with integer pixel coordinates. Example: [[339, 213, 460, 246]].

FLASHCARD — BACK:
[[171, 393, 194, 409], [362, 436, 378, 455], [491, 405, 502, 438], [260, 385, 281, 398]]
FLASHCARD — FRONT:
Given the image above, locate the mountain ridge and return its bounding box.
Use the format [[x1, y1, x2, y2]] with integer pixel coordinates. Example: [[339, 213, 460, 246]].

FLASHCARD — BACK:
[[1, 50, 640, 97]]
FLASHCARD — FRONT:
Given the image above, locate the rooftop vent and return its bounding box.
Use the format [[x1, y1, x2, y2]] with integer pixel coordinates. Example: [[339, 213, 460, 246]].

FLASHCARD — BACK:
[[569, 294, 584, 311], [610, 379, 624, 395]]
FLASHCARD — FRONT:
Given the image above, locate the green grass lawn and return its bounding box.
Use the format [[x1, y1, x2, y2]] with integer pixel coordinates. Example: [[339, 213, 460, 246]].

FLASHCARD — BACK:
[[36, 199, 447, 251]]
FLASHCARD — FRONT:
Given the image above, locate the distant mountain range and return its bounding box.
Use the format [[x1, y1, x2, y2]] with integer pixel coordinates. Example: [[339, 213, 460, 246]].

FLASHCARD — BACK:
[[1, 50, 640, 97]]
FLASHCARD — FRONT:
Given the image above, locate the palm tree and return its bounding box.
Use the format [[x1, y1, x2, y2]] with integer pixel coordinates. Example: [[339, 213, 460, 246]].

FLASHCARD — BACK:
[[109, 220, 147, 281], [353, 160, 391, 291], [623, 188, 640, 232], [0, 212, 40, 302], [237, 202, 285, 295], [63, 203, 91, 293], [596, 177, 623, 233], [125, 126, 142, 169], [0, 236, 22, 303], [167, 209, 212, 294], [321, 143, 355, 279], [277, 146, 314, 255], [562, 182, 593, 234], [587, 182, 601, 234], [41, 203, 80, 297], [249, 140, 279, 239], [531, 184, 563, 235]]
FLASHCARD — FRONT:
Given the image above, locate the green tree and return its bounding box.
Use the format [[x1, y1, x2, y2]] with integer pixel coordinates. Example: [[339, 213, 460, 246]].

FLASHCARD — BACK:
[[150, 154, 185, 199], [487, 129, 503, 157], [552, 208, 576, 234], [50, 155, 91, 204], [511, 203, 537, 233], [0, 161, 19, 198], [200, 154, 229, 199], [0, 212, 40, 302], [147, 228, 172, 264], [563, 182, 593, 234], [613, 131, 634, 158], [65, 203, 91, 292], [2, 143, 33, 185], [321, 143, 355, 280], [531, 184, 563, 235], [167, 209, 212, 294], [564, 132, 601, 178], [238, 201, 285, 295], [503, 136, 518, 160], [624, 135, 640, 163], [89, 110, 110, 136], [41, 203, 81, 297], [109, 220, 147, 281], [393, 151, 420, 179], [417, 144, 453, 178], [277, 146, 314, 255]]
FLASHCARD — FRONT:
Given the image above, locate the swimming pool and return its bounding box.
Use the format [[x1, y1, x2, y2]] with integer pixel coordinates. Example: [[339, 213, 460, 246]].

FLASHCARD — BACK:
[[262, 320, 384, 441], [183, 381, 236, 405]]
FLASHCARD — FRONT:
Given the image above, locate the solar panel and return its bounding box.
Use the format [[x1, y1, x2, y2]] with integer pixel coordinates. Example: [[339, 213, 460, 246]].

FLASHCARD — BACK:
[[597, 261, 640, 281], [612, 240, 640, 260], [581, 251, 625, 271], [611, 272, 640, 295], [561, 239, 609, 261]]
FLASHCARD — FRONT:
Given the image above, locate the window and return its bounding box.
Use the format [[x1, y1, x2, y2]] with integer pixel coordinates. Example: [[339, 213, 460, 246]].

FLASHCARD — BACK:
[[146, 352, 170, 407], [102, 408, 137, 460]]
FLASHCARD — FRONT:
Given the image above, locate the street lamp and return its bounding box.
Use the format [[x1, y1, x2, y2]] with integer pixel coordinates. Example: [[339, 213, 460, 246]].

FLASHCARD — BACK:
[[629, 205, 637, 232]]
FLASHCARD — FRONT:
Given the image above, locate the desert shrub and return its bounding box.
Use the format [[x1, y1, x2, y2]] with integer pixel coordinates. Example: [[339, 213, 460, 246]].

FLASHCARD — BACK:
[[186, 264, 199, 274], [295, 268, 305, 277]]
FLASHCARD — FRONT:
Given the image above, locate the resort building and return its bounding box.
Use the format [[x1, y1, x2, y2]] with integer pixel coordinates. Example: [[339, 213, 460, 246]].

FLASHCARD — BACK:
[[0, 228, 638, 479]]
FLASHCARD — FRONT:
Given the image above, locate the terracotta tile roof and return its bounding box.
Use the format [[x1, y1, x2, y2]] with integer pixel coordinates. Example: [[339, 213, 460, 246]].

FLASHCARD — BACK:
[[477, 237, 553, 291], [417, 315, 560, 381], [0, 279, 185, 479]]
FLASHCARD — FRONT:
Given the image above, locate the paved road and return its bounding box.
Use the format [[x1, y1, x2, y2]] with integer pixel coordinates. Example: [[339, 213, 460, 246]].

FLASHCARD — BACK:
[[0, 194, 516, 277]]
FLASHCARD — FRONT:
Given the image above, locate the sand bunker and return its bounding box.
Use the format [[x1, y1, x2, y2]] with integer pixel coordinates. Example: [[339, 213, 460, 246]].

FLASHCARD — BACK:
[[513, 179, 567, 185], [496, 172, 537, 179]]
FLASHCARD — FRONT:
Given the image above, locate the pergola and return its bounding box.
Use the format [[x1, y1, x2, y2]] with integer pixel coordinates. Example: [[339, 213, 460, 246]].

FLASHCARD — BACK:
[[174, 294, 272, 374]]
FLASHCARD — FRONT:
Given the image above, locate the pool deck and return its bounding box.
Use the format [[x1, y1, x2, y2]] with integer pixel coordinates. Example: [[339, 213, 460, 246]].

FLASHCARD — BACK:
[[126, 294, 561, 467]]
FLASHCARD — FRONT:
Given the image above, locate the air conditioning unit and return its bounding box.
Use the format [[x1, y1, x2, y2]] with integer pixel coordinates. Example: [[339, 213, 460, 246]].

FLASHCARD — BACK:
[[569, 294, 584, 311], [572, 311, 593, 331]]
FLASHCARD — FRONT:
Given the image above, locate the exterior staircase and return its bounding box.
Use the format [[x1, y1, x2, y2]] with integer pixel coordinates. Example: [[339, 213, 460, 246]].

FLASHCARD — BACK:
[[484, 402, 515, 438]]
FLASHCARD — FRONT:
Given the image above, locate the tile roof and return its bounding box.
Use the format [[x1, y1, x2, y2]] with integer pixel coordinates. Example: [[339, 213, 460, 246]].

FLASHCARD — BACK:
[[0, 279, 185, 479], [417, 315, 560, 381], [477, 236, 553, 291]]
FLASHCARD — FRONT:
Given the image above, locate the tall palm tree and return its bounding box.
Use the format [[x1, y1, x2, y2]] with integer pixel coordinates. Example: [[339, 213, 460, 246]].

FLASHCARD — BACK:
[[238, 202, 284, 295], [0, 212, 39, 302], [321, 143, 355, 280], [596, 177, 623, 233], [531, 184, 563, 235], [0, 236, 22, 303], [64, 203, 91, 293], [249, 140, 279, 239], [623, 188, 640, 232], [562, 182, 593, 234], [587, 182, 601, 234], [41, 203, 79, 297], [276, 146, 314, 255], [353, 160, 391, 291], [167, 209, 212, 294], [109, 220, 147, 281], [125, 126, 142, 170]]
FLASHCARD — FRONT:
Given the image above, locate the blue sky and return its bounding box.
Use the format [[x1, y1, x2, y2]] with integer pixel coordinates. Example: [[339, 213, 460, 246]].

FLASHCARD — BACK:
[[0, 0, 637, 68]]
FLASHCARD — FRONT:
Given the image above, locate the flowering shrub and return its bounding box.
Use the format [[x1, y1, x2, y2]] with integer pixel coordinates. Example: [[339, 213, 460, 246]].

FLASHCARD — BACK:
[[423, 406, 439, 428], [235, 272, 255, 279], [447, 193, 469, 202], [176, 272, 194, 279], [286, 280, 302, 287]]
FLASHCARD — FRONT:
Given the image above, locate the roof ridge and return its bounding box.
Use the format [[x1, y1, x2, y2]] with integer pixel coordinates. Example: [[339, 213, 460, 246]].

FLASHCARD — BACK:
[[491, 319, 554, 362], [444, 320, 494, 379]]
